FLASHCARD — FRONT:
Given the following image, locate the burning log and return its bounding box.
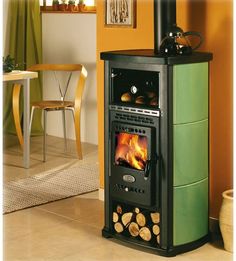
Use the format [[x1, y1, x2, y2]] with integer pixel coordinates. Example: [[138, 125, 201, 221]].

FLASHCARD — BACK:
[[152, 224, 160, 236], [139, 227, 152, 241], [150, 212, 160, 224], [136, 213, 146, 227], [121, 212, 133, 227], [115, 133, 147, 170], [126, 152, 146, 170], [114, 222, 124, 233], [113, 212, 119, 223], [128, 222, 140, 237]]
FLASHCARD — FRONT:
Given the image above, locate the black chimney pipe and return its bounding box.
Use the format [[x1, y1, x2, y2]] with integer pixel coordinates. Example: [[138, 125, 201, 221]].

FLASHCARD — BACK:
[[154, 0, 177, 54]]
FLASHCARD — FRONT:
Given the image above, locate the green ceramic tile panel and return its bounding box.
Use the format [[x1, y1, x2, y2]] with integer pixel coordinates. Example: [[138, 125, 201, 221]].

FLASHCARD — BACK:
[[173, 178, 208, 246], [174, 119, 208, 186], [173, 63, 208, 124]]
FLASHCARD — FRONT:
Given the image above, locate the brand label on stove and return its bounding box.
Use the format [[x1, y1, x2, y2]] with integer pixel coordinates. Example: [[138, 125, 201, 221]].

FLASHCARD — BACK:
[[123, 175, 135, 183]]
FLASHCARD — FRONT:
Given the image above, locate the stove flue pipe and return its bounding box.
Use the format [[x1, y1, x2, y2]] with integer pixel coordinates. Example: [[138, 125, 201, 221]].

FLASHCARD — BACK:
[[154, 0, 176, 54]]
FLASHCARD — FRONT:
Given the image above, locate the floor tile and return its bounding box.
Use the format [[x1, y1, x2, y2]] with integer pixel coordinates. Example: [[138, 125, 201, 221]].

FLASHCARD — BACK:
[[3, 208, 71, 242], [38, 192, 104, 229], [4, 219, 103, 261]]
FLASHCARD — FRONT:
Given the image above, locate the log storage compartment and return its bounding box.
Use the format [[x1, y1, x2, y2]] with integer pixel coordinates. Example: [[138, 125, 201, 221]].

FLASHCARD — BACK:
[[101, 50, 212, 256], [112, 202, 161, 246]]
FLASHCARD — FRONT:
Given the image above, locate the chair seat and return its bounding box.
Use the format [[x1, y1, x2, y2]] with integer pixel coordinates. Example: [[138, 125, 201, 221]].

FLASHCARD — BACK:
[[31, 100, 74, 110]]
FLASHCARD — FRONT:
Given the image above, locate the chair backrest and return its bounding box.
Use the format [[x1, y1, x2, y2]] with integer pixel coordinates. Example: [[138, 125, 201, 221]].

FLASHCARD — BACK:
[[27, 64, 88, 107]]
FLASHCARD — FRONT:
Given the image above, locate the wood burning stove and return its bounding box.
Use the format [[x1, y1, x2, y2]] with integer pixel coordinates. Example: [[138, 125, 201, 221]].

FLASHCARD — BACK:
[[101, 0, 213, 257]]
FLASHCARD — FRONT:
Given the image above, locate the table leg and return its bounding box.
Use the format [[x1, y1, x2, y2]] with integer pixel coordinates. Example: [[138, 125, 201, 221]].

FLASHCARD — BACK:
[[23, 79, 30, 168]]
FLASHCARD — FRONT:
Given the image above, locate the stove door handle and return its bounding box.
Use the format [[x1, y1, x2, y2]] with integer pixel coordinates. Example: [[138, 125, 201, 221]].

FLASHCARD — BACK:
[[144, 154, 158, 179], [144, 160, 151, 179]]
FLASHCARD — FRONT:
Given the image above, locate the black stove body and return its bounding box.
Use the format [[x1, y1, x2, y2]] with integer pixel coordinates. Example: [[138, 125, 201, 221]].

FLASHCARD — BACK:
[[101, 50, 212, 256]]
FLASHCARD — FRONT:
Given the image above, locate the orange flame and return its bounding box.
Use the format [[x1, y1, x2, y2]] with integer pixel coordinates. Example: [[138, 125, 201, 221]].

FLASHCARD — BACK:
[[115, 133, 147, 170]]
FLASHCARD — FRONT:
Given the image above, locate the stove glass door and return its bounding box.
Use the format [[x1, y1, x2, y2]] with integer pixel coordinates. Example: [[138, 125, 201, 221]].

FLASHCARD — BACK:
[[115, 132, 148, 171]]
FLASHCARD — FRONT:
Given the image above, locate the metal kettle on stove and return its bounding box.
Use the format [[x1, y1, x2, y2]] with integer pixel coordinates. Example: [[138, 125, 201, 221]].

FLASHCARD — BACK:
[[160, 25, 203, 56]]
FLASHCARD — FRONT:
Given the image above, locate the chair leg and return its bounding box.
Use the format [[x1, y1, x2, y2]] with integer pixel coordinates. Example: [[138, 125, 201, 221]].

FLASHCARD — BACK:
[[62, 109, 67, 152], [43, 110, 47, 162], [29, 106, 35, 135], [71, 108, 82, 160], [12, 84, 23, 149]]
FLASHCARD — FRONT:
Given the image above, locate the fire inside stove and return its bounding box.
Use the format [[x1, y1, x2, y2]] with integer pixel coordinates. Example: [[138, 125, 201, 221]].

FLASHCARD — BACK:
[[115, 132, 148, 170]]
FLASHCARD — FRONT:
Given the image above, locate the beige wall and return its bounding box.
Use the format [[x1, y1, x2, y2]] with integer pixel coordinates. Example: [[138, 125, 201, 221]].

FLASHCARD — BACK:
[[96, 1, 233, 218], [42, 13, 98, 145]]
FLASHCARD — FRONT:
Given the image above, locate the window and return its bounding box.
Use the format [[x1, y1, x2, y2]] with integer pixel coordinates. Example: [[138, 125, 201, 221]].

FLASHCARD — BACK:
[[40, 0, 96, 13], [40, 0, 95, 6]]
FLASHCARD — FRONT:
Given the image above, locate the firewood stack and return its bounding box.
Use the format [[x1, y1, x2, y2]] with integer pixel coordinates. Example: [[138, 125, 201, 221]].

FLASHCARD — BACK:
[[113, 204, 161, 244]]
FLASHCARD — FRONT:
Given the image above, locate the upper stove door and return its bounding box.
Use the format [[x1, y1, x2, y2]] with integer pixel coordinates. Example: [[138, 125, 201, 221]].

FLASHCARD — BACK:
[[111, 68, 159, 109]]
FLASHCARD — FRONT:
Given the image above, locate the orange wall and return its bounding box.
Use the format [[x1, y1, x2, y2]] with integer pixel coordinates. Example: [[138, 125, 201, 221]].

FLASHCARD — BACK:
[[96, 0, 233, 218]]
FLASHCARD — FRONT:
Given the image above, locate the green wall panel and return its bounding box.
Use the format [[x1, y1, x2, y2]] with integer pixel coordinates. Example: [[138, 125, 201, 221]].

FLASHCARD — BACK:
[[173, 178, 208, 246], [174, 119, 208, 186], [173, 63, 208, 124]]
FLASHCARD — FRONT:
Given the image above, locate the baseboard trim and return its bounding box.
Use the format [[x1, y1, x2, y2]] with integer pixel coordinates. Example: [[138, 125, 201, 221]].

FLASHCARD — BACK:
[[209, 217, 221, 234], [99, 188, 104, 201]]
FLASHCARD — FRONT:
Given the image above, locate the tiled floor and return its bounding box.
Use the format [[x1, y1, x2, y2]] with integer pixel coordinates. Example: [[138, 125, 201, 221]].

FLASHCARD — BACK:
[[3, 136, 233, 261]]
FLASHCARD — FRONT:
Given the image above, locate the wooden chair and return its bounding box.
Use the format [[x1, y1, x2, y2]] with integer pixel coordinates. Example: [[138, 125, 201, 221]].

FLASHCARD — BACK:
[[12, 64, 88, 161]]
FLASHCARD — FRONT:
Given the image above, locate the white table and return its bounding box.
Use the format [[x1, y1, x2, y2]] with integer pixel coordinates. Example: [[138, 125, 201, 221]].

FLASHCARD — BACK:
[[3, 71, 38, 168]]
